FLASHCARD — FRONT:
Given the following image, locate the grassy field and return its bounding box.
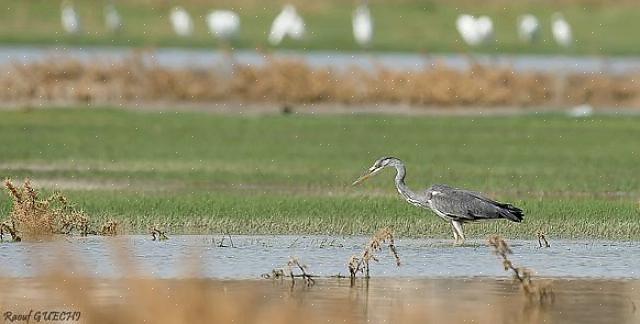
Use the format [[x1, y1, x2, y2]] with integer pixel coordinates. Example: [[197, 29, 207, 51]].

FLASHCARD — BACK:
[[0, 107, 639, 239], [2, 0, 640, 55]]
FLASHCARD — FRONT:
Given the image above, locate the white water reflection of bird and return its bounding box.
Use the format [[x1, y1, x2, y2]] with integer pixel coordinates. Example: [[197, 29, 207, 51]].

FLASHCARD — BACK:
[[552, 12, 572, 48], [352, 3, 373, 47], [104, 3, 123, 33], [206, 10, 240, 41], [170, 6, 194, 37], [61, 0, 81, 35], [517, 14, 540, 43], [268, 4, 305, 45], [353, 157, 524, 245], [568, 104, 594, 117], [456, 14, 493, 46]]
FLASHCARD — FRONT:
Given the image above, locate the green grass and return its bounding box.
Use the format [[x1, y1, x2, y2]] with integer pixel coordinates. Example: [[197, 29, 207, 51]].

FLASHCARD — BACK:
[[0, 107, 639, 238], [1, 0, 640, 55]]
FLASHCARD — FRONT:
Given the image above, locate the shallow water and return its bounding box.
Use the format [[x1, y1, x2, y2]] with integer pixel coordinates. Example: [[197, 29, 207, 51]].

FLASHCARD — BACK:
[[2, 46, 640, 74], [1, 277, 638, 324], [1, 235, 638, 279]]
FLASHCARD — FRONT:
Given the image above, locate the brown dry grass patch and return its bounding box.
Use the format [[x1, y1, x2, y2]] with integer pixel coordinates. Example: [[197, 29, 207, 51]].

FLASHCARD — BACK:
[[3, 55, 640, 108], [2, 178, 120, 240]]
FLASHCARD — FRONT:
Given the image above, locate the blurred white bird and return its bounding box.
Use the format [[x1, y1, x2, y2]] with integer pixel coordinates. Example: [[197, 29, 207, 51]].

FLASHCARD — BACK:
[[269, 5, 305, 45], [476, 16, 494, 43], [61, 0, 81, 35], [352, 4, 373, 47], [551, 12, 572, 48], [568, 104, 594, 117], [206, 10, 240, 41], [170, 6, 194, 37], [456, 15, 479, 46], [517, 14, 540, 43], [104, 3, 123, 33], [456, 14, 493, 46]]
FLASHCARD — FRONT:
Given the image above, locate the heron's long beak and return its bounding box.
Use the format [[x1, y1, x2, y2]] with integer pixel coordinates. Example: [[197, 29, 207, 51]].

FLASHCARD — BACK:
[[352, 167, 382, 186]]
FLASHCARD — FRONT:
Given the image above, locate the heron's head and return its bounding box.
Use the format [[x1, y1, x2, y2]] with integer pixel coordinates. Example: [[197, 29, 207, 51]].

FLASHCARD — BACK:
[[352, 156, 398, 186]]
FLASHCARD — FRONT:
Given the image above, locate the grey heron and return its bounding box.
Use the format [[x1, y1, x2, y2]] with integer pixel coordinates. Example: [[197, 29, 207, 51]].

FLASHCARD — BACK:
[[353, 157, 524, 244]]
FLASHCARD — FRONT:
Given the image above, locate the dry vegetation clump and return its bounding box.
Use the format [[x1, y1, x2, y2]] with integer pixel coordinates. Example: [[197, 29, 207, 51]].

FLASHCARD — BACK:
[[2, 179, 117, 240], [4, 55, 640, 108], [0, 55, 225, 104], [99, 220, 120, 236], [149, 224, 169, 241], [489, 235, 555, 304], [349, 228, 401, 282], [263, 257, 316, 287], [537, 231, 551, 248], [3, 178, 71, 240]]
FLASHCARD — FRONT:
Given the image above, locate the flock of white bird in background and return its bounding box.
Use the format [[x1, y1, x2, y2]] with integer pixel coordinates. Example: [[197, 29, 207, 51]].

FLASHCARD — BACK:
[[60, 1, 573, 48], [456, 13, 572, 47]]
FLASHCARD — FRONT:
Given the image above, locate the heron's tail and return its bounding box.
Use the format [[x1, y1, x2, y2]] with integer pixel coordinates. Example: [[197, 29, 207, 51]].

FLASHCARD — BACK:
[[497, 203, 524, 222]]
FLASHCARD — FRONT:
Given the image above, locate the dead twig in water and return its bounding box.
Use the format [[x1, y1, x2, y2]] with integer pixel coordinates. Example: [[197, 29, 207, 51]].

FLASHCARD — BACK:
[[218, 234, 235, 248], [349, 228, 401, 284], [262, 257, 316, 287], [0, 220, 21, 242], [150, 225, 168, 241], [488, 235, 554, 304], [287, 258, 315, 287], [537, 231, 550, 248]]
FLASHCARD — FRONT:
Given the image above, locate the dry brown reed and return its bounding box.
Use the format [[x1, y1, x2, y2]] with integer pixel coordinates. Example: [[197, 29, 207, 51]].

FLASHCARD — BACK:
[[489, 235, 555, 304], [349, 228, 401, 281], [4, 56, 640, 108], [2, 179, 116, 240]]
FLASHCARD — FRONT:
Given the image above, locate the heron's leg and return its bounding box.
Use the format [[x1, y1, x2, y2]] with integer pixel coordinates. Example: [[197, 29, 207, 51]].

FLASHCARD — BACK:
[[451, 220, 465, 245], [450, 222, 459, 242]]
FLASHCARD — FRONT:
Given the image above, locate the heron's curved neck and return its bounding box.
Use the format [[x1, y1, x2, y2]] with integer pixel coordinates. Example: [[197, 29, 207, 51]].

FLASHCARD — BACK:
[[391, 161, 418, 201]]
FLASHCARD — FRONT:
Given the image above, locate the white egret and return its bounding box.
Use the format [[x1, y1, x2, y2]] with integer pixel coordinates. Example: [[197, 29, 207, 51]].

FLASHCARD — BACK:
[[352, 3, 373, 47], [517, 14, 540, 43], [551, 12, 572, 48], [268, 4, 305, 45], [61, 0, 81, 35], [104, 3, 123, 33], [456, 14, 493, 46], [206, 10, 240, 41], [170, 6, 194, 37], [475, 16, 494, 44], [456, 15, 477, 46]]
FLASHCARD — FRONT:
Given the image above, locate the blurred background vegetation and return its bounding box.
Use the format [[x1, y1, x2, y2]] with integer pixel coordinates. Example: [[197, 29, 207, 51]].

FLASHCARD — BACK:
[[1, 0, 640, 54]]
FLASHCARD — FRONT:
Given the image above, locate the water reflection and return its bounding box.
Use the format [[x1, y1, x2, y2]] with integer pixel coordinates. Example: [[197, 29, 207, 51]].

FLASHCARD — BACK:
[[1, 277, 636, 323]]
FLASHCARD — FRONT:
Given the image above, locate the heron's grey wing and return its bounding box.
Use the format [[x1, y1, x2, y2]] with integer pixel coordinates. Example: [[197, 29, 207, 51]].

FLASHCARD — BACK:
[[428, 187, 524, 222]]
